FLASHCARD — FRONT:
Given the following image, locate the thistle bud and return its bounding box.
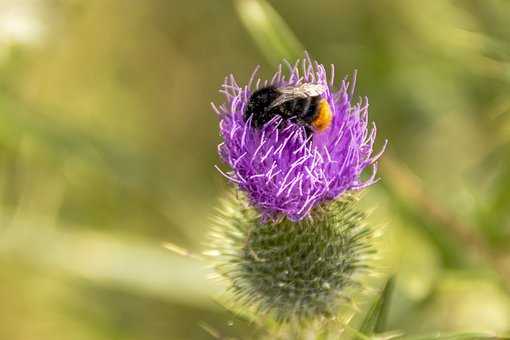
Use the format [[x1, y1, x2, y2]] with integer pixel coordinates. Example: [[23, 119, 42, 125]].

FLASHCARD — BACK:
[[209, 192, 374, 322]]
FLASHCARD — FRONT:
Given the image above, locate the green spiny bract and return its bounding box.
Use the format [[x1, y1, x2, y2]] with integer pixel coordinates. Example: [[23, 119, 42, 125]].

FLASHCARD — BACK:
[[209, 191, 375, 322]]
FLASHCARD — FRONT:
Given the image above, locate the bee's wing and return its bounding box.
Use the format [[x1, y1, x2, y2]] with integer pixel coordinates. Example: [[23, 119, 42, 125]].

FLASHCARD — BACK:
[[269, 84, 327, 108]]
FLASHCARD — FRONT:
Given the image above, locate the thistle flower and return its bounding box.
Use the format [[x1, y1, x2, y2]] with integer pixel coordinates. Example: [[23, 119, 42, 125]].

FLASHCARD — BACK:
[[213, 54, 386, 221], [209, 54, 384, 324]]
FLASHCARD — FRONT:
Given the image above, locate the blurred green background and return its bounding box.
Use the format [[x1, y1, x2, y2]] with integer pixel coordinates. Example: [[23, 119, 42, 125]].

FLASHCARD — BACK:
[[1, 0, 510, 339]]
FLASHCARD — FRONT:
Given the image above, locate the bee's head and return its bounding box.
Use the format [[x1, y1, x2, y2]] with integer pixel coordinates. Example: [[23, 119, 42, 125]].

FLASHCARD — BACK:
[[244, 86, 280, 128]]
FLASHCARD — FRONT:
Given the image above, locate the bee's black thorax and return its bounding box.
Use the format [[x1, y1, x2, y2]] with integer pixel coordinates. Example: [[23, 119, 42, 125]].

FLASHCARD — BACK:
[[244, 86, 321, 129]]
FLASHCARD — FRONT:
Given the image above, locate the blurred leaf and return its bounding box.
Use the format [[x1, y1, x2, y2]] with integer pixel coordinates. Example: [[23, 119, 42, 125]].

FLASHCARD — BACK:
[[359, 276, 395, 336], [380, 161, 467, 268], [0, 217, 222, 308], [234, 0, 303, 65], [395, 331, 498, 340], [476, 142, 510, 246], [0, 91, 154, 188]]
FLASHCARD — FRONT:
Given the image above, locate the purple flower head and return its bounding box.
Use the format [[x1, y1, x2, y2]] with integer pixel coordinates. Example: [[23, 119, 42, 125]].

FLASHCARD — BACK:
[[213, 54, 386, 222]]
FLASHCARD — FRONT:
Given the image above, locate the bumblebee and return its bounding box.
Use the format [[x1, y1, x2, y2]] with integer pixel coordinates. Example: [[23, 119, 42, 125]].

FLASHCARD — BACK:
[[244, 83, 333, 133]]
